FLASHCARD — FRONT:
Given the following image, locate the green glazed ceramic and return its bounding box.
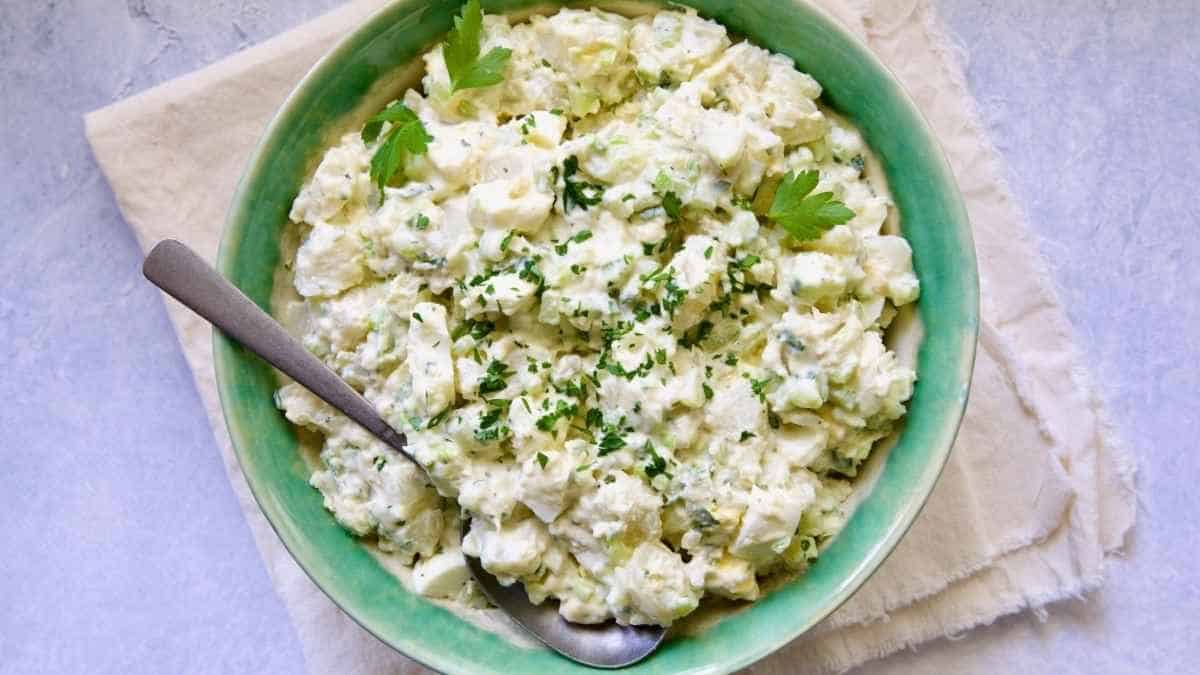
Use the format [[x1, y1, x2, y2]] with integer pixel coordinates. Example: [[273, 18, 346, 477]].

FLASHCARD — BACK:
[[214, 1, 979, 672]]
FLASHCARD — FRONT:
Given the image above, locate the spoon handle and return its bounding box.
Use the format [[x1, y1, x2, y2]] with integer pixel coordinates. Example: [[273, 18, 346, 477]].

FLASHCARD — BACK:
[[142, 239, 412, 459]]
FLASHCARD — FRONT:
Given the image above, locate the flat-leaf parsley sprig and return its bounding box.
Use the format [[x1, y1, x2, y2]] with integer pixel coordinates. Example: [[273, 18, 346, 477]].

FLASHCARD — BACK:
[[768, 169, 856, 241], [444, 0, 513, 94], [361, 101, 433, 195]]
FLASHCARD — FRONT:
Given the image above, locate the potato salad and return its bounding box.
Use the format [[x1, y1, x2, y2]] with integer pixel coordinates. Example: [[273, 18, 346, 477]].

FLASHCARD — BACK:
[[274, 3, 919, 627]]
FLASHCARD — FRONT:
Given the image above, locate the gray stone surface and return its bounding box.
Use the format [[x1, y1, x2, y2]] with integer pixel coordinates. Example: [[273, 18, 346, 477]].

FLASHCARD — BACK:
[[0, 1, 1193, 672]]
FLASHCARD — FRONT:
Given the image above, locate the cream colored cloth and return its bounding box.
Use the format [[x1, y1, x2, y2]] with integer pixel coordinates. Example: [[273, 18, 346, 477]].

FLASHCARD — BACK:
[[85, 0, 1137, 672]]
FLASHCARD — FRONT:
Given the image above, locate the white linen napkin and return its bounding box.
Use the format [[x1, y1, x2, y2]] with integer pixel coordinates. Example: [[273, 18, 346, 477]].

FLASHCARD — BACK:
[[85, 0, 1137, 671]]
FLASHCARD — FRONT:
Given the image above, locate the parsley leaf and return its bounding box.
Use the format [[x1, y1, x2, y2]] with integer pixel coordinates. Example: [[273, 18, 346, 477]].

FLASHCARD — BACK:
[[362, 101, 433, 195], [767, 169, 855, 241], [443, 0, 512, 93], [661, 191, 682, 220], [536, 452, 549, 469], [561, 155, 604, 211]]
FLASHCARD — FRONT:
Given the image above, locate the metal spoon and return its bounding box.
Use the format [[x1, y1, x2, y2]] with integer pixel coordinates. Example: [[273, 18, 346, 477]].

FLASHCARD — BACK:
[[143, 239, 665, 668]]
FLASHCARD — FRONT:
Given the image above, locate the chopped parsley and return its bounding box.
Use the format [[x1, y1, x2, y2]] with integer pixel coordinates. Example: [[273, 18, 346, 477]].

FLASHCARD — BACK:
[[733, 254, 760, 270], [731, 195, 754, 210], [633, 301, 660, 322], [562, 377, 588, 400], [516, 258, 546, 294], [642, 265, 671, 285], [679, 320, 713, 349], [536, 452, 549, 469], [451, 318, 494, 342], [601, 320, 633, 346], [643, 442, 670, 479], [585, 408, 604, 428], [597, 429, 627, 455], [519, 115, 536, 135], [555, 232, 590, 257], [661, 276, 686, 317], [426, 408, 451, 429], [478, 359, 512, 395], [474, 404, 508, 443], [661, 191, 682, 220], [561, 155, 604, 211], [597, 350, 655, 381], [748, 374, 775, 401], [536, 399, 578, 432]]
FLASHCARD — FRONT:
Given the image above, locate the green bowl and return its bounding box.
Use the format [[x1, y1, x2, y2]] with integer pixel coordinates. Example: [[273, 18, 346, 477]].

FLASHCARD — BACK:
[[214, 1, 979, 672]]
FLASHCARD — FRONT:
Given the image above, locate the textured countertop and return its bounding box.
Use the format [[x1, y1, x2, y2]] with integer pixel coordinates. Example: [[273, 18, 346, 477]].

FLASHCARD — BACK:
[[1, 1, 1194, 672]]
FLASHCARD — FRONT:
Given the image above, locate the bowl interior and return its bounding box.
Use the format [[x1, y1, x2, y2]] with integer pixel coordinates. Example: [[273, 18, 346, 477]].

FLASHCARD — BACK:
[[214, 1, 979, 672]]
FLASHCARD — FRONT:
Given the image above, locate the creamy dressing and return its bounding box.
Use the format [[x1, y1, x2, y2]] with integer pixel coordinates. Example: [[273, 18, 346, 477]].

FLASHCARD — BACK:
[[269, 4, 921, 636]]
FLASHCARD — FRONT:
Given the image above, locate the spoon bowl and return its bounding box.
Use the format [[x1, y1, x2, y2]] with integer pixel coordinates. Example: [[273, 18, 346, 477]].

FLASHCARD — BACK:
[[461, 520, 665, 669]]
